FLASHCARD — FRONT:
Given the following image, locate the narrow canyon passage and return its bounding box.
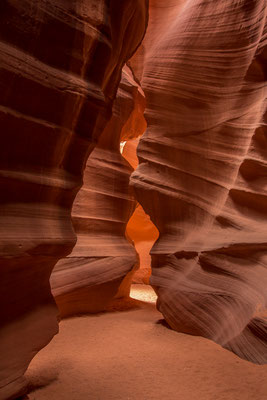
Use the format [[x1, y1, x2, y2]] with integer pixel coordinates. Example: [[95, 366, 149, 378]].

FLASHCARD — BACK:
[[0, 1, 266, 399], [25, 285, 267, 400]]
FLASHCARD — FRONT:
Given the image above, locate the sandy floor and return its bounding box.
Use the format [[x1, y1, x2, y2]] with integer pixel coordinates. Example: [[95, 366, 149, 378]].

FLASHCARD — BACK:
[[25, 285, 267, 400]]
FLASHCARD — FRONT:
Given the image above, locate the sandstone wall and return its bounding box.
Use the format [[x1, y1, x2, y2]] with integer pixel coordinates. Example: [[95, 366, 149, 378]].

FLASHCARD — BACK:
[[122, 135, 159, 285], [1, 5, 267, 400], [0, 1, 148, 398], [130, 0, 267, 363], [51, 66, 146, 316]]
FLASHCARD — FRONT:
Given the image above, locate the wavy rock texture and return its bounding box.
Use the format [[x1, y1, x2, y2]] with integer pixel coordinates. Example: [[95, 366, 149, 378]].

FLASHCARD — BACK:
[[0, 1, 148, 399], [51, 66, 147, 316], [124, 138, 159, 284], [130, 0, 267, 363]]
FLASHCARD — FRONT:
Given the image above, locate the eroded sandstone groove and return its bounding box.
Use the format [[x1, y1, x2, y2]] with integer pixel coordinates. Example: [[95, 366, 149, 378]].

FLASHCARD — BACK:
[[1, 2, 267, 399], [130, 0, 267, 363], [0, 1, 148, 398], [51, 66, 146, 315]]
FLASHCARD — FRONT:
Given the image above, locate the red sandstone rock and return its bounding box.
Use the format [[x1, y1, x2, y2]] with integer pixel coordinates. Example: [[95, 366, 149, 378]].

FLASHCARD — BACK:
[[51, 66, 146, 316], [122, 136, 158, 284], [126, 202, 159, 284], [1, 5, 267, 400], [130, 0, 267, 363], [0, 2, 148, 398], [121, 123, 159, 285]]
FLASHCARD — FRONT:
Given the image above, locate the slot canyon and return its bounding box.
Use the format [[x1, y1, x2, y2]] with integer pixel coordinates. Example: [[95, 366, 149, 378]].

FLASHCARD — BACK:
[[0, 1, 266, 399]]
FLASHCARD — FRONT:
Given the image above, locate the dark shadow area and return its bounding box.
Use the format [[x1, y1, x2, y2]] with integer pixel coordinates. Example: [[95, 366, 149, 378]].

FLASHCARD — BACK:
[[59, 284, 158, 320], [61, 295, 157, 320], [156, 318, 171, 329]]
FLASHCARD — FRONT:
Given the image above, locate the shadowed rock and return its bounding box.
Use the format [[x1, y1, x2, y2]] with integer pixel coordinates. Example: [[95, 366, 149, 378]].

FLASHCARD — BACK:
[[0, 1, 148, 398]]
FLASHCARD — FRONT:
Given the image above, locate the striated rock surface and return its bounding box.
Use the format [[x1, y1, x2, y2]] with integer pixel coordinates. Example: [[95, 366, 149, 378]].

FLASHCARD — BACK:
[[0, 1, 148, 399], [122, 138, 159, 285], [124, 139, 158, 284], [130, 0, 267, 363], [51, 65, 147, 316]]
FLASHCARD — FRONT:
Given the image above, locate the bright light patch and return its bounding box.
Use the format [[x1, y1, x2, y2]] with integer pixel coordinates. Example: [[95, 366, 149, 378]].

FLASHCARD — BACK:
[[130, 284, 157, 304], [120, 141, 127, 154]]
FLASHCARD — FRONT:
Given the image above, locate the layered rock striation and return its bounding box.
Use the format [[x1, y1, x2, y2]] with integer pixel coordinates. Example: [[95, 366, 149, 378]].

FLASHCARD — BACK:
[[1, 5, 266, 400], [0, 1, 148, 398], [51, 66, 146, 316], [122, 137, 159, 285], [130, 0, 267, 363]]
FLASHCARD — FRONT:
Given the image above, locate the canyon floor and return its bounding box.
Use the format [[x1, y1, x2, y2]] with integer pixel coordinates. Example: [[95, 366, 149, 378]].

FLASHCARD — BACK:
[[25, 285, 267, 400]]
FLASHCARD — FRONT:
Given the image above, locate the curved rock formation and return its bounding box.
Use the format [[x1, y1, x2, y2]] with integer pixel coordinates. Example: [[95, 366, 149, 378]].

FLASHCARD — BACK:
[[121, 138, 159, 285], [0, 1, 148, 398], [51, 66, 146, 316], [126, 202, 159, 284], [130, 0, 267, 363]]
